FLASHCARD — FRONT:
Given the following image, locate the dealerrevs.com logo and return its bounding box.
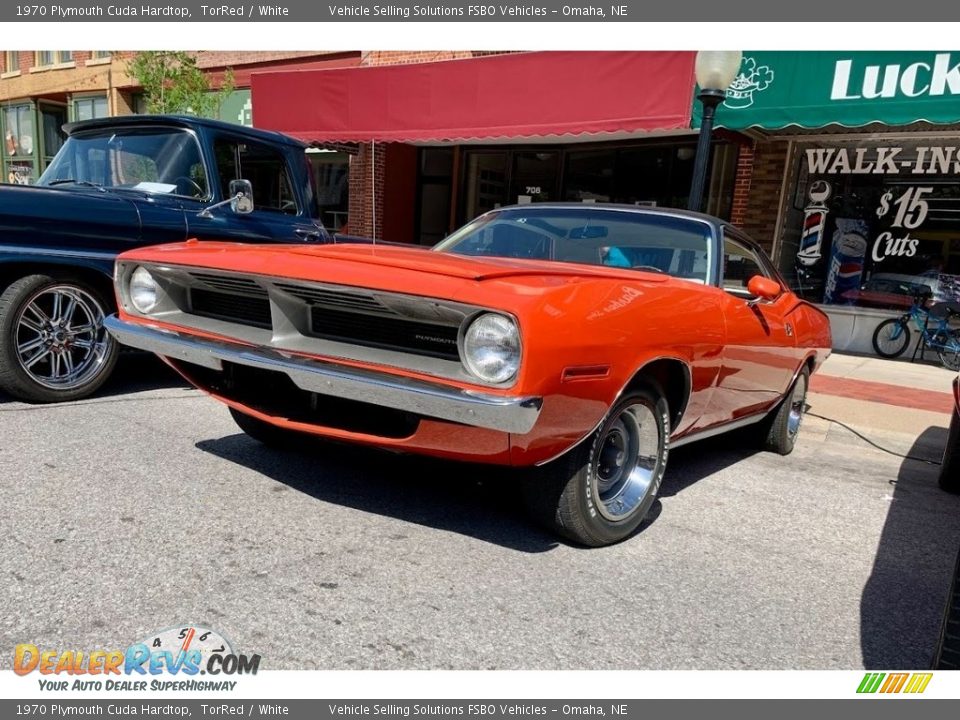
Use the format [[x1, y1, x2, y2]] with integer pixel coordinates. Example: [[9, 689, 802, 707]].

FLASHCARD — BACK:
[[14, 625, 260, 692]]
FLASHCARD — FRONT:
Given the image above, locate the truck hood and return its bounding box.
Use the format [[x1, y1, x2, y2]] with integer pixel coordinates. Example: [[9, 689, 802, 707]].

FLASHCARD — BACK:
[[0, 184, 145, 247]]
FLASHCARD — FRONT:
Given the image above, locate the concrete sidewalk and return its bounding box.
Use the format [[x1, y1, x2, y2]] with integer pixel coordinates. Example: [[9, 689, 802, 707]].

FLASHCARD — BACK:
[[805, 352, 956, 460]]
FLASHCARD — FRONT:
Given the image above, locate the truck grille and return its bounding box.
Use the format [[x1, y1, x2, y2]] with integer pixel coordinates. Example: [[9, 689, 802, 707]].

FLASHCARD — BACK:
[[310, 307, 460, 360], [189, 288, 272, 329]]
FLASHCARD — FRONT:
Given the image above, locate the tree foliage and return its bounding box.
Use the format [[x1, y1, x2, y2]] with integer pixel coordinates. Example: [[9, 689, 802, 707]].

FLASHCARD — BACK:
[[128, 51, 235, 117]]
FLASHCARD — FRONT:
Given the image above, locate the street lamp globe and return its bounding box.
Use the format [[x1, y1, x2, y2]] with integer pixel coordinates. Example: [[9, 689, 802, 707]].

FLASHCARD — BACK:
[[695, 51, 743, 95], [688, 50, 743, 213]]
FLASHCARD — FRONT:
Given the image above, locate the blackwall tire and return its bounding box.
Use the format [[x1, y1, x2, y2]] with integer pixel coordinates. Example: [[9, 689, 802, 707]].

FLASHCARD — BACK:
[[522, 384, 670, 547], [0, 274, 118, 403], [762, 367, 809, 456]]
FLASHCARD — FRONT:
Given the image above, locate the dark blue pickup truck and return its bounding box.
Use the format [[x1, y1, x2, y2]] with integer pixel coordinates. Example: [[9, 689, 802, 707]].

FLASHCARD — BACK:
[[0, 115, 334, 403]]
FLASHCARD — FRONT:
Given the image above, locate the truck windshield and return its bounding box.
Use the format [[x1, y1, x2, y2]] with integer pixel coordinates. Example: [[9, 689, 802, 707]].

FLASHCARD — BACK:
[[38, 127, 208, 199]]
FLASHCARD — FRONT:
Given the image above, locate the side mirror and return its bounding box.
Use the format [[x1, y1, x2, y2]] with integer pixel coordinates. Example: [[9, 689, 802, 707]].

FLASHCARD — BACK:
[[229, 179, 254, 214], [747, 275, 781, 301]]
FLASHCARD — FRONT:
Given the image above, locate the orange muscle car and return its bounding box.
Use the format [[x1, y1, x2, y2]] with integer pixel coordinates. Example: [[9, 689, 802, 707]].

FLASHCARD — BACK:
[[105, 204, 832, 546]]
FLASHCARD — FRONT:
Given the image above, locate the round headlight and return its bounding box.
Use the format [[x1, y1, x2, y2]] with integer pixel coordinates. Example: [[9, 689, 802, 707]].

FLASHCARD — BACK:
[[462, 313, 520, 384], [129, 266, 159, 314]]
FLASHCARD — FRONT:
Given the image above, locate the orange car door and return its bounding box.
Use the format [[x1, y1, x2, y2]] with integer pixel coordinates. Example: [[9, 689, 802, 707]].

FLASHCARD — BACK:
[[712, 234, 798, 423]]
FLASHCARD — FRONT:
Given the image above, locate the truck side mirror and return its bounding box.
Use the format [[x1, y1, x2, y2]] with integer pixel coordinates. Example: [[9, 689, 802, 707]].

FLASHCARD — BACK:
[[229, 179, 254, 214]]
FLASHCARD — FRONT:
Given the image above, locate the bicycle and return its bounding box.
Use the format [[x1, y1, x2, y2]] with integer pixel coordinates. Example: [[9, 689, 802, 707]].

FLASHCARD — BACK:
[[871, 290, 960, 371]]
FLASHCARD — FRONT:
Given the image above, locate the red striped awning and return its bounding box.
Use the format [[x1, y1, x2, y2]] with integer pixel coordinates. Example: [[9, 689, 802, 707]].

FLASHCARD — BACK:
[[251, 51, 696, 144]]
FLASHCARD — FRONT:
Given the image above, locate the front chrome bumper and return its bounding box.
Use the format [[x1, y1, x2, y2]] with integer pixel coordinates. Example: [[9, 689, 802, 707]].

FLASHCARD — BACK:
[[105, 316, 542, 434]]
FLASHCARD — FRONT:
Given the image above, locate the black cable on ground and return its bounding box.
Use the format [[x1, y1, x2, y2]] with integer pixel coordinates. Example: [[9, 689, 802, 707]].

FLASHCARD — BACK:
[[807, 411, 941, 465]]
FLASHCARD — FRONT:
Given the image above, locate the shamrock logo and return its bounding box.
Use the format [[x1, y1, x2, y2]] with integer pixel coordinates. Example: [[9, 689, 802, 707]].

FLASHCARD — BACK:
[[724, 56, 775, 109]]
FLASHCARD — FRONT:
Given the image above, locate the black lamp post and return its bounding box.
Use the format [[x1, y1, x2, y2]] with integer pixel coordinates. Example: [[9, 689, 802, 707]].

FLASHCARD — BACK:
[[688, 50, 742, 213]]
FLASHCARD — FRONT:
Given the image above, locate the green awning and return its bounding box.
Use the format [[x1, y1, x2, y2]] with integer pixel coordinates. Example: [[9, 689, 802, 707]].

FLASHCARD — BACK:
[[694, 51, 960, 131]]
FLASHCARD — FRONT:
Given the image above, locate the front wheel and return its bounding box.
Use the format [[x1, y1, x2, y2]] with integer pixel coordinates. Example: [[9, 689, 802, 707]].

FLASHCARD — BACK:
[[872, 318, 910, 358], [522, 385, 670, 547], [0, 274, 118, 403]]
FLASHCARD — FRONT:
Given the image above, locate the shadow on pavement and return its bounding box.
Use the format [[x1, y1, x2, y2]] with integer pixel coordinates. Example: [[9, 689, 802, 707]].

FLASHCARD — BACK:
[[861, 425, 960, 669], [196, 432, 563, 554], [97, 351, 189, 397], [660, 430, 764, 499], [194, 424, 758, 553]]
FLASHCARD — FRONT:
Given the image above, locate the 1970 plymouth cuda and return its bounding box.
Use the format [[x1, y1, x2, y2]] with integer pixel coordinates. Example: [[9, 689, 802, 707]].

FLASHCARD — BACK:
[[105, 205, 832, 546]]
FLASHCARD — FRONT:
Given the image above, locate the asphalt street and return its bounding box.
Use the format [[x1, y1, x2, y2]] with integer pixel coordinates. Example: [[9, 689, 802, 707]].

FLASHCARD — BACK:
[[2, 355, 958, 670]]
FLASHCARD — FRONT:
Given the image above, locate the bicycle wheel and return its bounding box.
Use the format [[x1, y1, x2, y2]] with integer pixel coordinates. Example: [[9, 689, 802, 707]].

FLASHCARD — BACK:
[[872, 318, 910, 358], [934, 329, 960, 371]]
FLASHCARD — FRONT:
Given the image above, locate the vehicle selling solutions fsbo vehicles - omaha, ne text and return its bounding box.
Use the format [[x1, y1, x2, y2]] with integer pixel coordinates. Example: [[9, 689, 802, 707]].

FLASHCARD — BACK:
[[105, 204, 832, 546], [0, 115, 334, 404]]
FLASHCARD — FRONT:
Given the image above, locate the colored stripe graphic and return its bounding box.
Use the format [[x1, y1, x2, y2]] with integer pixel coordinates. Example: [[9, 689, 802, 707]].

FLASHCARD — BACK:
[[904, 674, 933, 694], [856, 672, 932, 694], [880, 673, 908, 693], [857, 673, 885, 693]]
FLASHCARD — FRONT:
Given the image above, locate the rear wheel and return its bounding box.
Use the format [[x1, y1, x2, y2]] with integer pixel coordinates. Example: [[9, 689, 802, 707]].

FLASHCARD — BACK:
[[762, 367, 809, 455], [872, 318, 910, 358], [522, 384, 669, 547], [0, 274, 117, 403]]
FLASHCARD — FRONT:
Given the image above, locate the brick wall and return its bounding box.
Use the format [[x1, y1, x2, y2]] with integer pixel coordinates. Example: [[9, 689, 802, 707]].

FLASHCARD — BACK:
[[739, 139, 790, 254], [730, 144, 754, 228], [347, 142, 387, 239]]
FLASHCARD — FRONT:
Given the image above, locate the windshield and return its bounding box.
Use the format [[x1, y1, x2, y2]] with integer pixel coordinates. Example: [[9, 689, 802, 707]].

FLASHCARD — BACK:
[[38, 127, 208, 199], [434, 207, 713, 284]]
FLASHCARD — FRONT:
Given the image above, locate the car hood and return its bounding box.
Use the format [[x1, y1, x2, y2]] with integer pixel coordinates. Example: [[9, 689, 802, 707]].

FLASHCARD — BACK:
[[128, 241, 670, 284]]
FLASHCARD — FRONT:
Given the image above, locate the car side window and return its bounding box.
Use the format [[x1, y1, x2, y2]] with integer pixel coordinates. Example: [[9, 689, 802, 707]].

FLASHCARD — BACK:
[[213, 137, 298, 215], [722, 235, 768, 297]]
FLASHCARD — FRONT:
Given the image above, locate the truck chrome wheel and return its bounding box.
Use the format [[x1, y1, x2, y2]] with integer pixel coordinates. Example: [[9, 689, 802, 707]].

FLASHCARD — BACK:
[[0, 275, 118, 403], [593, 402, 659, 522], [14, 284, 112, 390]]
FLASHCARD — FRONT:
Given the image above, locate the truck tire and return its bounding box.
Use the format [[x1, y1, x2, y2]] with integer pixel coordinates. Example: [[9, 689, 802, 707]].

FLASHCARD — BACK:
[[0, 274, 118, 403]]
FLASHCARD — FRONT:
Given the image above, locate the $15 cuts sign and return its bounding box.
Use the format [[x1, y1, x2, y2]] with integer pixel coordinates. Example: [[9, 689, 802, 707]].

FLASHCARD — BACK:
[[804, 145, 945, 263]]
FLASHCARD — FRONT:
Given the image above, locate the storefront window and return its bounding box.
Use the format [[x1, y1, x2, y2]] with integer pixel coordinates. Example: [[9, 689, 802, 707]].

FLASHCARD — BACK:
[[777, 138, 960, 308], [308, 149, 349, 231], [3, 104, 35, 184]]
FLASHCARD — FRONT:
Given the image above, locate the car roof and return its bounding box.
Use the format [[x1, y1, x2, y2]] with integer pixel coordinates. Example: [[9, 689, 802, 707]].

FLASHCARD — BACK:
[[62, 114, 309, 150], [486, 202, 725, 230]]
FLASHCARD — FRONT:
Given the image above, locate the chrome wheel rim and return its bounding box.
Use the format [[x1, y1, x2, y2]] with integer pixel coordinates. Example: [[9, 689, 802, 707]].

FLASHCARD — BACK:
[[593, 402, 660, 522], [787, 373, 808, 439], [14, 285, 112, 390]]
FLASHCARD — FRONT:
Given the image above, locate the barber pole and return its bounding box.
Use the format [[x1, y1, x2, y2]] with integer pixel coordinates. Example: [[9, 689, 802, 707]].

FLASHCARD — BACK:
[[797, 180, 832, 267]]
